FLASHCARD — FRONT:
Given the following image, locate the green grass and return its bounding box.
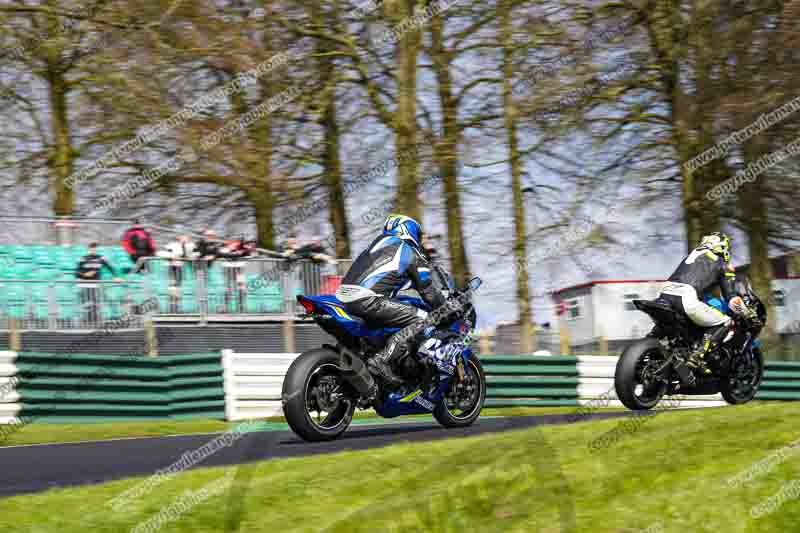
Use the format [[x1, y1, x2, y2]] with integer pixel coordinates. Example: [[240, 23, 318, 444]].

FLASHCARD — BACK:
[[1, 403, 798, 532], [0, 407, 622, 447], [0, 419, 231, 447]]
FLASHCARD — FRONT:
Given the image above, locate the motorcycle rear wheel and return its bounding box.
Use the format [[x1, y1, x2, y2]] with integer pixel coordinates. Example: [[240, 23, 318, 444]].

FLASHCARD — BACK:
[[615, 338, 669, 410], [282, 348, 356, 442]]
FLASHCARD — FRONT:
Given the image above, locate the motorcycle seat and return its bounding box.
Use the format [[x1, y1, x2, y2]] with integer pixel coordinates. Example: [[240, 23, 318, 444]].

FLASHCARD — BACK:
[[633, 298, 684, 325], [633, 298, 673, 314]]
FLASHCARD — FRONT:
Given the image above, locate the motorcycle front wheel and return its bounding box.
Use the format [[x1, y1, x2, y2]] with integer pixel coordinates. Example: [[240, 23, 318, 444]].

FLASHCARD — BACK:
[[721, 346, 764, 405], [434, 357, 486, 428]]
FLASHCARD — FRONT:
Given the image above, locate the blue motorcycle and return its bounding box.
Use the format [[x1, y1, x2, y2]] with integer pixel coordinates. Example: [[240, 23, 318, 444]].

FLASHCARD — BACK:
[[282, 266, 486, 442]]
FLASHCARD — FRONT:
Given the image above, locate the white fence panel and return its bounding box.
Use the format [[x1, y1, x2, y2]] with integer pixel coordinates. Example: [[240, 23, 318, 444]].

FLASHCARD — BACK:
[[0, 352, 20, 425], [576, 355, 726, 408], [223, 350, 300, 421]]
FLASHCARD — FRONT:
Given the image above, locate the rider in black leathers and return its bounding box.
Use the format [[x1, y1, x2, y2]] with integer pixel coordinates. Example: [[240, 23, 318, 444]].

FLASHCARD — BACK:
[[659, 232, 755, 371], [336, 215, 445, 385]]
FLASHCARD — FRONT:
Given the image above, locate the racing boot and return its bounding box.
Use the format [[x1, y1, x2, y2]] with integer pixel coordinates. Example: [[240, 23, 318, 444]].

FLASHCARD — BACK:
[[367, 337, 406, 387], [687, 323, 730, 374]]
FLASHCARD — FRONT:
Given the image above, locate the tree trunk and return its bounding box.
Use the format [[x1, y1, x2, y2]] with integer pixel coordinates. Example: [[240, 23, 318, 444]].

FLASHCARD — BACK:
[[315, 0, 351, 259], [249, 4, 277, 250], [252, 186, 276, 250], [741, 140, 778, 350], [430, 9, 470, 285], [322, 90, 350, 258], [393, 0, 422, 221], [47, 68, 75, 216], [500, 0, 535, 353], [642, 3, 723, 252], [744, 193, 777, 346]]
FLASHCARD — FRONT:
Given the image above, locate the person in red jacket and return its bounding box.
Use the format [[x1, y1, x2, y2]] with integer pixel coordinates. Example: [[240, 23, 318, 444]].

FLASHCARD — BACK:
[[121, 220, 156, 272]]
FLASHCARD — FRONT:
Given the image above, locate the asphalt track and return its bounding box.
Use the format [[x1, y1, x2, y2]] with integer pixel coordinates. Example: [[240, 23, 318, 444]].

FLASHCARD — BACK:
[[0, 410, 645, 498]]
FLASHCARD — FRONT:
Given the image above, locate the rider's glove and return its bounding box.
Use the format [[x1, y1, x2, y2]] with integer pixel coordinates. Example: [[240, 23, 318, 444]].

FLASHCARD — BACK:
[[729, 296, 748, 316], [730, 296, 759, 324]]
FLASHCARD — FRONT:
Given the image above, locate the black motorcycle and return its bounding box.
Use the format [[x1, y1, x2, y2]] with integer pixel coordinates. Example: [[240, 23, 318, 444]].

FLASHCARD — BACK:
[[615, 276, 766, 410]]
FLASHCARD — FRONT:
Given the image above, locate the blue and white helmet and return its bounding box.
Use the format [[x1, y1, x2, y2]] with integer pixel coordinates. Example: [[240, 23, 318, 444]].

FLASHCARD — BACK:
[[383, 214, 422, 248]]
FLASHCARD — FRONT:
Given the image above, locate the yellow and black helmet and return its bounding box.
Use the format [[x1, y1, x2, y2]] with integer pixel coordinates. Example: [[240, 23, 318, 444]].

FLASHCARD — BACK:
[[700, 232, 731, 263]]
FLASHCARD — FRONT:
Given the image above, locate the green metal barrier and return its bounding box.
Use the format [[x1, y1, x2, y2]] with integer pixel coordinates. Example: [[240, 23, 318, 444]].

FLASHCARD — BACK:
[[14, 352, 225, 421], [756, 361, 800, 401], [482, 355, 580, 408], [481, 355, 800, 405]]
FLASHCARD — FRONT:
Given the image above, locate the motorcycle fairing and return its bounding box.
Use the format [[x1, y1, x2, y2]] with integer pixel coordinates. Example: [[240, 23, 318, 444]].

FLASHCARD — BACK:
[[375, 344, 474, 418], [298, 295, 401, 338], [298, 289, 475, 417]]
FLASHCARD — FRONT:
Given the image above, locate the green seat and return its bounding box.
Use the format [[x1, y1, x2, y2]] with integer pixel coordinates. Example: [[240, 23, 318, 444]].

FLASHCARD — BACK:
[[1, 284, 25, 319], [0, 258, 16, 279], [18, 268, 40, 280], [30, 286, 50, 320], [180, 293, 199, 313], [39, 268, 62, 280], [11, 246, 32, 261], [56, 284, 79, 318], [31, 246, 55, 266]]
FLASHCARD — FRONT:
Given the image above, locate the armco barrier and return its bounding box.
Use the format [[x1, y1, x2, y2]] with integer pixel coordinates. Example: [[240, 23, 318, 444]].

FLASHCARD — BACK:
[[759, 361, 800, 400], [483, 355, 800, 407], [5, 352, 798, 425], [0, 351, 21, 423], [482, 355, 581, 408], [2, 351, 225, 422], [222, 350, 298, 420]]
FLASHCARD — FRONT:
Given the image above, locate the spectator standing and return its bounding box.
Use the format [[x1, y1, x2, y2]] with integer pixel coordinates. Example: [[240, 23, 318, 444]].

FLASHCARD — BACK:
[[159, 235, 198, 313], [121, 220, 156, 273], [282, 237, 336, 296], [195, 229, 222, 310], [218, 237, 254, 312], [282, 237, 336, 264], [196, 229, 222, 264], [422, 234, 439, 263], [75, 243, 120, 324]]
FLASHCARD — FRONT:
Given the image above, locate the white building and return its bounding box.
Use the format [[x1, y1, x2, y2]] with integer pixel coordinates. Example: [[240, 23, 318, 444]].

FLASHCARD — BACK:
[[551, 278, 800, 352]]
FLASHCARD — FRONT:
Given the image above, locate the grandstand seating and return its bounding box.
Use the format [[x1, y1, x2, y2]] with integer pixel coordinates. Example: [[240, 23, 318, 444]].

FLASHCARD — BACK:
[[0, 245, 298, 320]]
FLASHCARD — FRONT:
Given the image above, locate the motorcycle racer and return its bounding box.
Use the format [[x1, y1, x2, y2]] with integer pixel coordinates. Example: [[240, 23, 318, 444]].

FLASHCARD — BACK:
[[658, 232, 756, 371], [336, 215, 446, 386]]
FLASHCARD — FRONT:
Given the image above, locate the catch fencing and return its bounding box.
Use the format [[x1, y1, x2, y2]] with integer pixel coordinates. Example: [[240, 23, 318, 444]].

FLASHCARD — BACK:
[[0, 279, 149, 331], [139, 257, 350, 318], [0, 257, 352, 329]]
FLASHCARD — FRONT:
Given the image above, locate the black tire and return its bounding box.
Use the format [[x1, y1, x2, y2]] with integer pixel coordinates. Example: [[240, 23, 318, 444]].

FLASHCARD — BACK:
[[721, 346, 764, 405], [434, 357, 486, 428], [615, 338, 669, 411], [282, 348, 356, 442]]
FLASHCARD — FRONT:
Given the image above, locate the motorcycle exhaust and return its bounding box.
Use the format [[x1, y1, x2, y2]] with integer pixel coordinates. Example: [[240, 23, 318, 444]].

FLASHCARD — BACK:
[[338, 347, 375, 396], [673, 358, 696, 387]]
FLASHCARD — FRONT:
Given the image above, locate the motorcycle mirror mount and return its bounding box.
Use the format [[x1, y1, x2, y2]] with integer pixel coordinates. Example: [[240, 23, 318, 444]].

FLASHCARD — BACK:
[[467, 277, 482, 291]]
